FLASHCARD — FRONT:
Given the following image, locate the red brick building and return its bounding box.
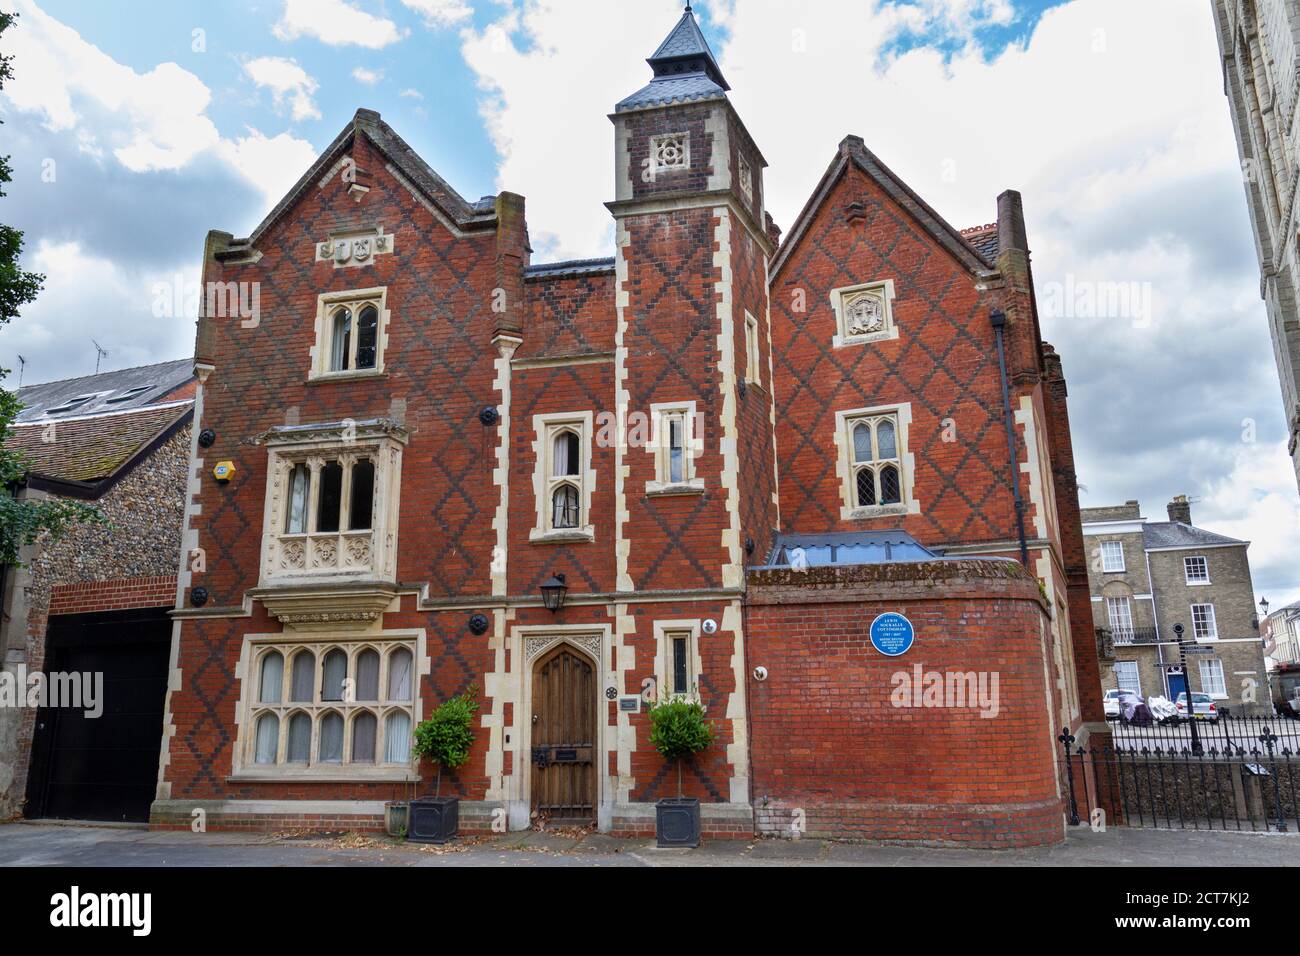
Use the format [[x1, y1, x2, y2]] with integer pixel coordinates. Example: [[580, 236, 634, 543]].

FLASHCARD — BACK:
[[154, 8, 1104, 845]]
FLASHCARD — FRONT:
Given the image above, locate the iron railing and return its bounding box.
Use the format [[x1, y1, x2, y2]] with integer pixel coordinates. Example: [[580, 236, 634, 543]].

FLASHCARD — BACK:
[[1059, 722, 1300, 832]]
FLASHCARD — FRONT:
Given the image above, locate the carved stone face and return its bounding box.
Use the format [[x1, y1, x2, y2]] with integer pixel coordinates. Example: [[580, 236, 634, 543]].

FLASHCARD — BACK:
[[352, 238, 371, 261], [846, 292, 885, 335]]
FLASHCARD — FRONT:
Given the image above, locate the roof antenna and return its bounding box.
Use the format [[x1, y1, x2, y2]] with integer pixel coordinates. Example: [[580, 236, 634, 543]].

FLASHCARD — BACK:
[[92, 339, 109, 374], [16, 354, 26, 388]]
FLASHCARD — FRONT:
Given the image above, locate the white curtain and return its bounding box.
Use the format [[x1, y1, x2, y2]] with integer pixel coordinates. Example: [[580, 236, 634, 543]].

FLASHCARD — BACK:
[[553, 430, 573, 477], [330, 307, 351, 371], [259, 651, 283, 704], [356, 650, 380, 701], [286, 713, 311, 763], [285, 464, 309, 533], [290, 651, 315, 702], [385, 712, 411, 764], [352, 712, 377, 764], [321, 650, 347, 702], [254, 713, 279, 764], [319, 713, 344, 763], [387, 649, 413, 701]]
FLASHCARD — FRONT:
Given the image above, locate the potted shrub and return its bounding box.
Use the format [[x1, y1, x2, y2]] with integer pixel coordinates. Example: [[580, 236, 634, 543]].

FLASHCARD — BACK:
[[408, 687, 479, 844], [648, 696, 713, 848]]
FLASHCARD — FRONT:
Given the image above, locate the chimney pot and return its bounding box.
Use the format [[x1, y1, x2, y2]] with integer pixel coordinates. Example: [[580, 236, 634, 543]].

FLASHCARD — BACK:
[[1167, 496, 1192, 525]]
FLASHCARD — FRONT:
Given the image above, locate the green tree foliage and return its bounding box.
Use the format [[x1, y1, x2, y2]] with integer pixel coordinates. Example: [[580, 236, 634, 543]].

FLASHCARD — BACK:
[[648, 696, 713, 797], [412, 687, 480, 796], [0, 11, 102, 565]]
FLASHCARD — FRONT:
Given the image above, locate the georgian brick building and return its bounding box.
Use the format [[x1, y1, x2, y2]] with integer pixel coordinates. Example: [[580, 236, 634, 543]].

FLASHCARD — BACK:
[[155, 8, 1104, 846]]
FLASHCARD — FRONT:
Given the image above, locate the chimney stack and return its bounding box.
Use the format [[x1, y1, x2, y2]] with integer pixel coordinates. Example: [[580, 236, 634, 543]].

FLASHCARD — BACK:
[[1167, 495, 1192, 525]]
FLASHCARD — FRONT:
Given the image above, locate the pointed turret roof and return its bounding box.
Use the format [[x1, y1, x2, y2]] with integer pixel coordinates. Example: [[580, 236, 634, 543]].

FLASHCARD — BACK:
[[616, 5, 730, 112]]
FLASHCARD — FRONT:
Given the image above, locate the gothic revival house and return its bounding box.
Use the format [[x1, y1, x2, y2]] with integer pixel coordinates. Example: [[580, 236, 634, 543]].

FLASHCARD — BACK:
[[156, 9, 1103, 846]]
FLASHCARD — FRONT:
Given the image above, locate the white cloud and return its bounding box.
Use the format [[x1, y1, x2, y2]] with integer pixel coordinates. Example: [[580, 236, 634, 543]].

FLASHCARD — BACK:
[[244, 56, 321, 122], [402, 0, 474, 28], [218, 128, 320, 210], [399, 88, 425, 100], [352, 66, 384, 85], [0, 0, 219, 172], [273, 0, 407, 49]]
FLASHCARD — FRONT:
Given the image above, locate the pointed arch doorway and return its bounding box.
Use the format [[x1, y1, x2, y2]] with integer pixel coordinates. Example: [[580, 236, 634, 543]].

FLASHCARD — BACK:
[[530, 644, 597, 825]]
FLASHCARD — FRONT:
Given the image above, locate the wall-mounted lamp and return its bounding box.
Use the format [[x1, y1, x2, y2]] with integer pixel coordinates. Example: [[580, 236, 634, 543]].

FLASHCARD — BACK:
[[540, 573, 568, 613]]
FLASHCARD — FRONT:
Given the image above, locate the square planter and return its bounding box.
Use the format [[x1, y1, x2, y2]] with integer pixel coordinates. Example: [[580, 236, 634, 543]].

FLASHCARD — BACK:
[[656, 797, 701, 848], [384, 802, 408, 838], [408, 796, 459, 844]]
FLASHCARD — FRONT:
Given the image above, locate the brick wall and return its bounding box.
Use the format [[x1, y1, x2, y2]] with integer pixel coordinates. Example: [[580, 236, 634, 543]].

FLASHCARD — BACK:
[[745, 560, 1065, 847]]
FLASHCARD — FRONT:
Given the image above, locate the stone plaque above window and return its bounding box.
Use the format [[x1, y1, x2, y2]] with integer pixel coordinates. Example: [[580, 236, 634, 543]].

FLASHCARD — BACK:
[[316, 228, 396, 269], [831, 279, 898, 348]]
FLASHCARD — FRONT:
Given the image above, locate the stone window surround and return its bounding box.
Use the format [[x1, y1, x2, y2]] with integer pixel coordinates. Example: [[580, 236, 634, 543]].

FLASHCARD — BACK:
[[308, 286, 392, 382], [831, 279, 899, 349], [834, 402, 919, 521], [738, 154, 753, 203], [653, 618, 704, 702], [230, 630, 423, 782], [645, 401, 705, 497], [649, 131, 690, 175], [744, 311, 761, 386], [531, 411, 596, 543], [1183, 555, 1211, 585], [258, 419, 407, 586]]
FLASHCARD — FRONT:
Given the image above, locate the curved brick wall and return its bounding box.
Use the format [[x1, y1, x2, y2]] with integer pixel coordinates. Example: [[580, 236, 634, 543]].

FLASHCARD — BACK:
[[745, 559, 1065, 848]]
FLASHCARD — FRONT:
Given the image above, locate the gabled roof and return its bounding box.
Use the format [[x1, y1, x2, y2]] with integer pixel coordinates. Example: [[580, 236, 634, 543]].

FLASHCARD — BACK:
[[1143, 522, 1247, 551], [7, 401, 192, 494], [770, 135, 997, 280], [227, 109, 497, 252], [617, 7, 730, 112], [15, 358, 194, 423]]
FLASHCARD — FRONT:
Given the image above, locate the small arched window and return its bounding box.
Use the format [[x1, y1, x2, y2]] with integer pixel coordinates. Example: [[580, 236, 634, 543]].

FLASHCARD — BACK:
[[387, 648, 413, 701], [330, 306, 352, 372], [384, 711, 411, 763], [254, 713, 279, 765], [355, 649, 380, 701], [552, 484, 580, 529], [286, 713, 311, 763], [352, 712, 377, 764], [290, 651, 315, 702], [321, 649, 347, 702], [355, 305, 379, 370], [259, 650, 283, 704], [853, 423, 874, 463], [553, 430, 580, 477], [318, 712, 344, 763]]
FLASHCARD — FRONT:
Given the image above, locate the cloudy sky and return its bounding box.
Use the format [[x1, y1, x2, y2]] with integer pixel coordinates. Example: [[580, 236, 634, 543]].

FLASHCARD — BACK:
[[0, 0, 1297, 607]]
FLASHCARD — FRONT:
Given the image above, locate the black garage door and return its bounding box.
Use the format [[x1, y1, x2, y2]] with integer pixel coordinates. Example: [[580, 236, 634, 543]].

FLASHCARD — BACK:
[[25, 607, 172, 823]]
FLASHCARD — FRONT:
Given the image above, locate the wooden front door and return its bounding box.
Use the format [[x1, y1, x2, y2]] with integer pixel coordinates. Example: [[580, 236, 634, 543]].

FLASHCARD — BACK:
[[530, 645, 596, 823]]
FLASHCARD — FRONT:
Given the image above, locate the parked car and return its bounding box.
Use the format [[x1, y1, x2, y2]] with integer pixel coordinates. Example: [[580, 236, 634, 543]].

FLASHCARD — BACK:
[[1103, 689, 1122, 718], [1174, 692, 1218, 723]]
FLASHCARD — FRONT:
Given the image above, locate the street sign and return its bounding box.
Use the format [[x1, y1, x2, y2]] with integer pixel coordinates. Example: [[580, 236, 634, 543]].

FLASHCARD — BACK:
[[1181, 645, 1215, 655]]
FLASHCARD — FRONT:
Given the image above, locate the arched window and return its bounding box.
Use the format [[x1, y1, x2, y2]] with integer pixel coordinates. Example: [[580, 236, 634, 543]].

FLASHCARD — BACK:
[[321, 649, 347, 702], [387, 648, 413, 701], [348, 458, 375, 531], [330, 306, 352, 372], [286, 713, 311, 763], [254, 713, 279, 765], [355, 650, 380, 701], [284, 464, 309, 534], [853, 422, 874, 463], [552, 484, 580, 529], [877, 419, 896, 460], [856, 468, 877, 507], [259, 650, 283, 704], [384, 711, 411, 763], [553, 430, 580, 477], [879, 464, 901, 505], [290, 651, 315, 702], [848, 414, 904, 510], [318, 712, 344, 763], [352, 712, 377, 764], [355, 305, 379, 370]]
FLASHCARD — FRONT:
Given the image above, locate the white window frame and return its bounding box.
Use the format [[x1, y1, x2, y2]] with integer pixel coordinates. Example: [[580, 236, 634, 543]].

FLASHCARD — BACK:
[[233, 632, 422, 781], [653, 619, 703, 702], [1191, 603, 1219, 641], [531, 411, 596, 542], [1114, 661, 1142, 696], [744, 311, 761, 386], [258, 420, 407, 585], [649, 132, 690, 176], [831, 279, 899, 348], [1199, 658, 1227, 699], [1184, 555, 1210, 585], [646, 401, 704, 496], [1100, 540, 1125, 573], [835, 403, 918, 520], [1106, 597, 1134, 644], [309, 287, 390, 381]]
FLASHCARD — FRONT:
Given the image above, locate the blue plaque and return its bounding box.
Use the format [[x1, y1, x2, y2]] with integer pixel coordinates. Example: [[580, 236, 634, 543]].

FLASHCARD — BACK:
[[870, 612, 914, 657]]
